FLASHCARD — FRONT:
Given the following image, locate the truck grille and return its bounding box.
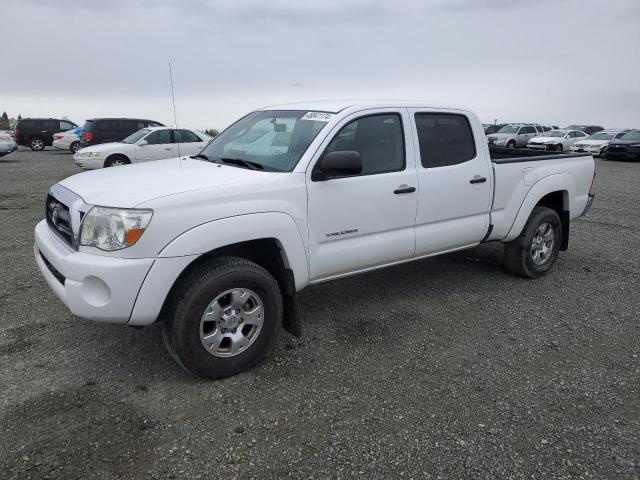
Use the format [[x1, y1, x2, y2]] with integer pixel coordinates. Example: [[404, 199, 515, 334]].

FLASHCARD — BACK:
[[46, 193, 74, 247]]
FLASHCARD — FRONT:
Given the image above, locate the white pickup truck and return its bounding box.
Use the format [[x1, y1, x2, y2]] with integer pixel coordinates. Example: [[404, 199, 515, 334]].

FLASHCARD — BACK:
[[34, 100, 596, 379]]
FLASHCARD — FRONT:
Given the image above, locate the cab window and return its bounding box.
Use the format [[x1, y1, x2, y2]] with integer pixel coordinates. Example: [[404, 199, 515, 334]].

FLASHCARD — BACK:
[[414, 113, 476, 168], [323, 113, 405, 175]]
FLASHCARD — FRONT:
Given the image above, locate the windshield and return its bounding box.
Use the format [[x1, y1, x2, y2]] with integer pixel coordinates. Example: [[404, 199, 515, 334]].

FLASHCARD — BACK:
[[588, 132, 615, 141], [542, 130, 566, 138], [198, 110, 329, 171], [620, 130, 640, 141], [122, 128, 151, 144], [497, 125, 519, 134]]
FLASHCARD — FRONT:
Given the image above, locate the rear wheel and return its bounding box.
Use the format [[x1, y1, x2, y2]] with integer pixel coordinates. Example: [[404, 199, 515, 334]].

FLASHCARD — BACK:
[[70, 141, 80, 153], [504, 206, 562, 279], [161, 256, 283, 379], [30, 138, 45, 151], [104, 155, 130, 167]]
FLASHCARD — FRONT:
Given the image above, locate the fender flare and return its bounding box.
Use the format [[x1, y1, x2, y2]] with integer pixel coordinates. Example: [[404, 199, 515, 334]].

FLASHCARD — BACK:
[[158, 212, 309, 291], [503, 174, 574, 243]]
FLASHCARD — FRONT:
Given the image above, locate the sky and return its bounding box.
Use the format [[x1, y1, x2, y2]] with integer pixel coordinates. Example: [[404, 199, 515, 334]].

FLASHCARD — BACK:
[[1, 0, 639, 130]]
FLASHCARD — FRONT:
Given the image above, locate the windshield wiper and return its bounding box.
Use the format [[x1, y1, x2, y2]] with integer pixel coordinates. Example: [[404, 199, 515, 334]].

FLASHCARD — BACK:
[[218, 157, 264, 170], [190, 153, 210, 161]]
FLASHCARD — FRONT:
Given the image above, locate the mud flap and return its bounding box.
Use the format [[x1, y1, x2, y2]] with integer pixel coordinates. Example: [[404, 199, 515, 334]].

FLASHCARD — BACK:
[[282, 269, 302, 337]]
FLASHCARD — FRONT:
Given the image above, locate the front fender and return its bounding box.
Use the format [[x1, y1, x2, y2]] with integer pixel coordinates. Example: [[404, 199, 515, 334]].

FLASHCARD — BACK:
[[158, 212, 309, 291], [503, 174, 574, 242]]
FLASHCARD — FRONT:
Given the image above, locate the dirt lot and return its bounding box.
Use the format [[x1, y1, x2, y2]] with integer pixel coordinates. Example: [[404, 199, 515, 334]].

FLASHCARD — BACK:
[[0, 148, 638, 479]]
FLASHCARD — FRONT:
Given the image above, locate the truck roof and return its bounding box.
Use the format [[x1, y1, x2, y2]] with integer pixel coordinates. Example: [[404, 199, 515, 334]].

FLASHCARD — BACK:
[[258, 99, 470, 113]]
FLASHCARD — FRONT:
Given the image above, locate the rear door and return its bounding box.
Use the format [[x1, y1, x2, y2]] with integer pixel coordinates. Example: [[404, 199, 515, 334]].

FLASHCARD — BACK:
[[518, 126, 537, 146], [41, 119, 60, 144], [135, 129, 176, 162], [306, 109, 418, 280], [174, 129, 208, 156], [408, 110, 492, 256]]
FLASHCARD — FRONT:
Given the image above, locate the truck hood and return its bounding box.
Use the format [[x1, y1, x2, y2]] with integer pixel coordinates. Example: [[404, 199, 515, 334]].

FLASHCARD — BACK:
[[58, 157, 277, 207]]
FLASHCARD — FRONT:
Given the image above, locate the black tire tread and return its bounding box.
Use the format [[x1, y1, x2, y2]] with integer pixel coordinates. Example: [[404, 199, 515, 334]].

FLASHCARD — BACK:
[[504, 206, 562, 279], [161, 256, 282, 379]]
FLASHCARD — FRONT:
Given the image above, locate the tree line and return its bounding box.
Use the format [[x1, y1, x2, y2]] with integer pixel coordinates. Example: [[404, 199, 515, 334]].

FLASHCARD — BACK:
[[0, 112, 21, 130]]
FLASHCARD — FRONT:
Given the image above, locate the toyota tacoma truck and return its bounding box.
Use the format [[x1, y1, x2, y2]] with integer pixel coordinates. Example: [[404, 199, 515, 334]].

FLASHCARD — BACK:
[[34, 101, 596, 379]]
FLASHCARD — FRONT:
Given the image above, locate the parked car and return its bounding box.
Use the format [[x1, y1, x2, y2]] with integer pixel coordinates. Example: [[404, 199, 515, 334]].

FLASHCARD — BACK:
[[483, 123, 507, 135], [74, 127, 211, 169], [53, 129, 81, 153], [15, 118, 77, 151], [601, 129, 640, 161], [527, 129, 588, 152], [487, 124, 540, 148], [34, 100, 596, 379], [80, 118, 164, 147], [0, 131, 18, 157], [564, 125, 604, 135], [570, 130, 629, 157]]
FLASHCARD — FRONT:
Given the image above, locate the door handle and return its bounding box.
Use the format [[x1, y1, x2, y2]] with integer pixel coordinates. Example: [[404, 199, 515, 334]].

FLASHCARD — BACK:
[[393, 186, 416, 194], [470, 175, 487, 184], [164, 148, 172, 150]]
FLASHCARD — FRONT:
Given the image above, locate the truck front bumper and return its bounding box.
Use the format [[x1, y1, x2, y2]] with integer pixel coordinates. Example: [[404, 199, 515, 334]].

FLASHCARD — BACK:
[[34, 220, 198, 325]]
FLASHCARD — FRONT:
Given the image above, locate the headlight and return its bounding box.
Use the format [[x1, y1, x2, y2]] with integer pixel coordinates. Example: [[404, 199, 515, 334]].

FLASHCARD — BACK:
[[80, 207, 153, 251], [85, 152, 101, 158]]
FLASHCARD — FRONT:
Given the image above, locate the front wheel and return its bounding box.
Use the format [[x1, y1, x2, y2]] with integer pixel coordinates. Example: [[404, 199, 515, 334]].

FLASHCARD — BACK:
[[70, 141, 81, 153], [555, 143, 563, 152], [507, 140, 516, 149], [104, 155, 130, 167], [161, 256, 283, 379], [504, 206, 562, 278]]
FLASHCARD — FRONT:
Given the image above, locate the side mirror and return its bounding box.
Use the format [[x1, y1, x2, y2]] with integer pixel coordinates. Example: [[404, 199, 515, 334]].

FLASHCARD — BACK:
[[312, 151, 362, 181], [138, 140, 148, 146]]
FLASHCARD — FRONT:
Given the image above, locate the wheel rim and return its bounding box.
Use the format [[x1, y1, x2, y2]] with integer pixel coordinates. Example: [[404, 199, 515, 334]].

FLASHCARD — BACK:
[[530, 222, 555, 265], [72, 143, 80, 152], [110, 159, 125, 166], [508, 142, 515, 148], [200, 288, 264, 358], [32, 139, 43, 150]]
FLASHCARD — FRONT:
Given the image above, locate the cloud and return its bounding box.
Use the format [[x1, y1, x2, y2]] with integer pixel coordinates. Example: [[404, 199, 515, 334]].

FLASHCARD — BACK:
[[1, 0, 639, 129]]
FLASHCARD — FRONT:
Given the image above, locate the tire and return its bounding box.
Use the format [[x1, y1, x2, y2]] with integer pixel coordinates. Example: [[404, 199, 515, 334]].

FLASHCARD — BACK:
[[103, 155, 130, 168], [504, 206, 562, 279], [30, 137, 45, 151], [507, 140, 516, 149], [70, 141, 81, 153], [556, 144, 563, 152], [161, 256, 283, 379]]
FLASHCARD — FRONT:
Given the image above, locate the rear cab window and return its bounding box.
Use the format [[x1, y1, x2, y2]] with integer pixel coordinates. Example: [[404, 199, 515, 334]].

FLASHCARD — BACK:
[[414, 113, 476, 168]]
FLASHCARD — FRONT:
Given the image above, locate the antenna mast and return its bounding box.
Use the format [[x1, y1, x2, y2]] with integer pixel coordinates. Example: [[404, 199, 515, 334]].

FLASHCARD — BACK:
[[168, 61, 181, 157]]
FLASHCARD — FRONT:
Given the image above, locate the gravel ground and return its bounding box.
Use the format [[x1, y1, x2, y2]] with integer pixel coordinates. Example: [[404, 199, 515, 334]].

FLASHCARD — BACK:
[[0, 148, 638, 479]]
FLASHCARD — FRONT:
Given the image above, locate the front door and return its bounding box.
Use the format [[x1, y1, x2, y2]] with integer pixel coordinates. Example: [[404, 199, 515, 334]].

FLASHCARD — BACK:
[[306, 109, 418, 281], [408, 110, 492, 256], [135, 129, 177, 162]]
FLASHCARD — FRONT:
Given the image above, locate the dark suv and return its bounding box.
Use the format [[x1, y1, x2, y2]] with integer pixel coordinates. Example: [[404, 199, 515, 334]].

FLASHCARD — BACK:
[[15, 118, 78, 151], [81, 118, 164, 147]]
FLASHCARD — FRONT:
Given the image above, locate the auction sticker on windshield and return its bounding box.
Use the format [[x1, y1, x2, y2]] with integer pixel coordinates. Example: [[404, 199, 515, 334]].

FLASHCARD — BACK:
[[301, 112, 334, 122]]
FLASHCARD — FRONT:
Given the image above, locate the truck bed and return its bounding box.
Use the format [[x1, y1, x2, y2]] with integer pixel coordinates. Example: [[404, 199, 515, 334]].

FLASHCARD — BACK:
[[489, 146, 588, 163], [486, 147, 594, 242]]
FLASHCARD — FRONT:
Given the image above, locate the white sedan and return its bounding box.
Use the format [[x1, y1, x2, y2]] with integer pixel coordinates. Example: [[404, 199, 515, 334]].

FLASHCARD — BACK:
[[73, 127, 211, 169], [53, 129, 81, 153], [570, 130, 629, 157], [0, 131, 18, 157], [527, 129, 588, 152]]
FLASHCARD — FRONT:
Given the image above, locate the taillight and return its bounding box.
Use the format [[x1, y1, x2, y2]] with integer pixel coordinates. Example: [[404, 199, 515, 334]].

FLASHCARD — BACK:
[[85, 131, 93, 142], [14, 128, 19, 138], [53, 134, 63, 140]]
